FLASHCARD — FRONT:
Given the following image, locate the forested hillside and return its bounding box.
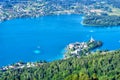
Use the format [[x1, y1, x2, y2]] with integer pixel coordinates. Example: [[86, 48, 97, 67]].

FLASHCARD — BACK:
[[83, 15, 120, 26], [0, 50, 120, 80]]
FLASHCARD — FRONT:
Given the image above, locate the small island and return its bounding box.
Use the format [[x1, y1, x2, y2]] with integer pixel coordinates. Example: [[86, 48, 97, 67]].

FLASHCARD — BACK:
[[64, 37, 103, 59]]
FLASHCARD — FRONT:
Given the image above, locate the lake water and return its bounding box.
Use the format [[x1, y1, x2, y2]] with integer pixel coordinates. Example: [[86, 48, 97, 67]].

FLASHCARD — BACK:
[[0, 15, 120, 66]]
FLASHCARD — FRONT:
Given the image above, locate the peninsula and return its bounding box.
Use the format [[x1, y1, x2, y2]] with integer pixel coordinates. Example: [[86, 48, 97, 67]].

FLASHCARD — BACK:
[[64, 37, 103, 59]]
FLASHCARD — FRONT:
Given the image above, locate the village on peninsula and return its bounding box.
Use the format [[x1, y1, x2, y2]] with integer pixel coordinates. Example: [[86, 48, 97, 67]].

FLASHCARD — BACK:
[[64, 37, 103, 59]]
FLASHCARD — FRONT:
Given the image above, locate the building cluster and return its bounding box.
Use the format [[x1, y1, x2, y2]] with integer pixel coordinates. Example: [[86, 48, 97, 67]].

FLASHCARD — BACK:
[[0, 0, 108, 22], [0, 62, 44, 71], [68, 42, 88, 55], [64, 37, 103, 59], [67, 37, 95, 55]]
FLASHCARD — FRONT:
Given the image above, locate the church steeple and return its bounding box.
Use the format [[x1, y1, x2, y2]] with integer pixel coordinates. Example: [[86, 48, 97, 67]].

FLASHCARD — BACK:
[[90, 36, 95, 42]]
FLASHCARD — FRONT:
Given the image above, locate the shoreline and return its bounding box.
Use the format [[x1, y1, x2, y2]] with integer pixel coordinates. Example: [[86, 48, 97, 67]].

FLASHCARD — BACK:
[[0, 49, 118, 72], [0, 13, 82, 23], [0, 14, 120, 68]]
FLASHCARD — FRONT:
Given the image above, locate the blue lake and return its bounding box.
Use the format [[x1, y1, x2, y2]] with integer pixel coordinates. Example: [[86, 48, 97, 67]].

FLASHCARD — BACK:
[[0, 15, 120, 66]]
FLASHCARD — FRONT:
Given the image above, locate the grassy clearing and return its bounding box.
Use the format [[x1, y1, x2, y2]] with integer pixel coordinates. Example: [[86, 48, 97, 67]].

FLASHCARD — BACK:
[[108, 6, 120, 16]]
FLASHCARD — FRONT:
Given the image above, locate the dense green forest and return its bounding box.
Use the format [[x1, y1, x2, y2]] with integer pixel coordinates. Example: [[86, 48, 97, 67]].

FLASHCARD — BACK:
[[83, 15, 120, 27], [0, 50, 120, 80]]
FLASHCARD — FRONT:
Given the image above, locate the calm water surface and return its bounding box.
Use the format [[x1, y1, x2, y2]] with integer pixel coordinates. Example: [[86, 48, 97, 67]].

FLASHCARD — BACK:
[[0, 15, 120, 66]]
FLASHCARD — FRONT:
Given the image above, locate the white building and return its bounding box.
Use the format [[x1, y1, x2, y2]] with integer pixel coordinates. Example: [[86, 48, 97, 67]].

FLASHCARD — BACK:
[[90, 37, 95, 42]]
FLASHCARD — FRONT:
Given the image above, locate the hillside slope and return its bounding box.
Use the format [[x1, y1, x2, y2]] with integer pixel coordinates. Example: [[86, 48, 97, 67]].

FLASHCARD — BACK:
[[0, 50, 120, 80]]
